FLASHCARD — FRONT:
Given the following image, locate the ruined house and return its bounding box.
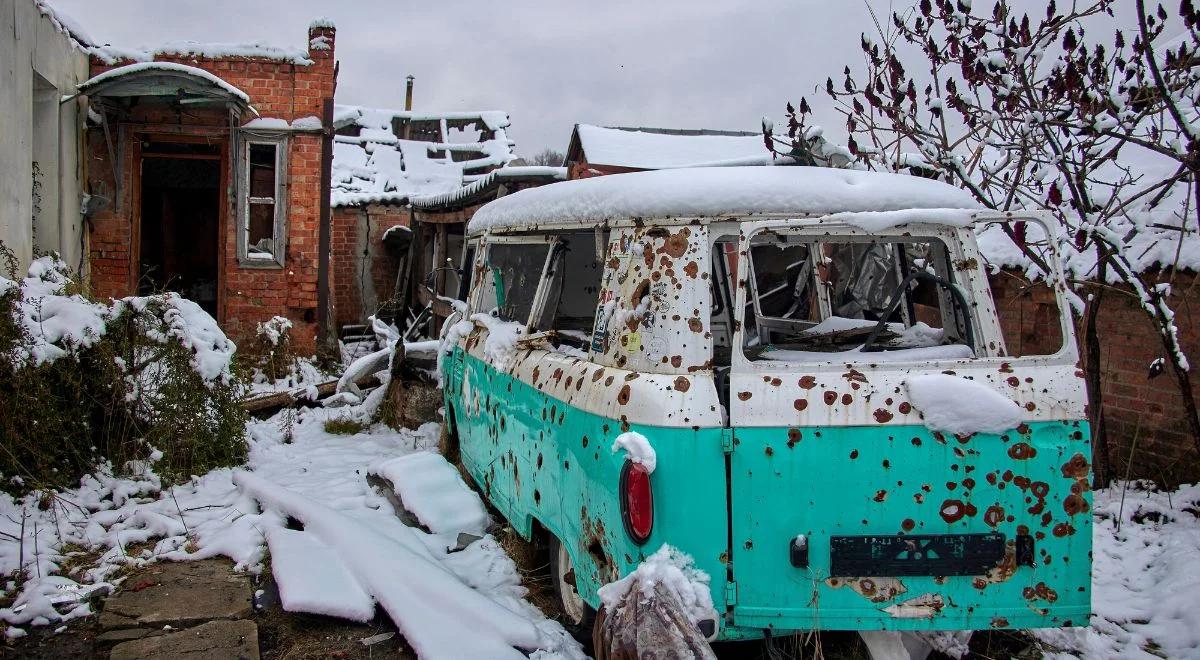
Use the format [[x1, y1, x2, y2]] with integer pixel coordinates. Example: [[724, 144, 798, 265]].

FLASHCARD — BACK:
[[330, 107, 564, 334], [70, 17, 562, 352], [79, 22, 338, 353]]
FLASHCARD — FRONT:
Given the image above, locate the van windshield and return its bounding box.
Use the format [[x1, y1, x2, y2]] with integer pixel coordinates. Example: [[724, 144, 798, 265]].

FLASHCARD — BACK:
[[741, 232, 976, 362]]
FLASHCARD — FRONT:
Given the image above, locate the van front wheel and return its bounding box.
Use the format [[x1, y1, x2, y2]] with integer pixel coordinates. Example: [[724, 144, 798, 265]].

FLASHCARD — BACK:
[[550, 535, 596, 635]]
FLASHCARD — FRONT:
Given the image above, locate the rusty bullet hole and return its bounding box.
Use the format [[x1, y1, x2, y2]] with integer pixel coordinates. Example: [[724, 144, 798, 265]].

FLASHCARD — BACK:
[[911, 437, 922, 446], [947, 481, 958, 491], [673, 376, 691, 392], [1061, 453, 1090, 479], [536, 453, 543, 469], [873, 489, 887, 502], [798, 376, 817, 389], [1008, 442, 1037, 460], [898, 402, 912, 414], [823, 391, 837, 405], [794, 398, 808, 411], [770, 377, 782, 387], [582, 436, 589, 448], [1052, 522, 1076, 537], [1063, 493, 1089, 516], [874, 408, 894, 423], [882, 459, 890, 468], [940, 499, 967, 523], [901, 518, 915, 531], [787, 428, 801, 447], [688, 317, 704, 333], [849, 449, 859, 460], [605, 376, 615, 386], [963, 478, 976, 490], [914, 493, 924, 503], [683, 261, 699, 278], [744, 540, 753, 550], [983, 505, 1005, 528], [841, 393, 853, 405], [534, 490, 541, 505], [670, 355, 682, 368], [765, 446, 774, 457], [738, 391, 753, 401], [1006, 376, 1020, 387], [1030, 481, 1050, 498]]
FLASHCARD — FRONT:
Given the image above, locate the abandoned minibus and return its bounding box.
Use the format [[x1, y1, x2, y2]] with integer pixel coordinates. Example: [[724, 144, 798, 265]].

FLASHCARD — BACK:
[[438, 167, 1091, 644]]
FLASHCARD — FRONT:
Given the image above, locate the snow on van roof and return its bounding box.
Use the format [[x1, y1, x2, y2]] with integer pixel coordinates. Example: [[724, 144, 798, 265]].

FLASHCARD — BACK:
[[574, 124, 772, 169], [468, 166, 981, 234]]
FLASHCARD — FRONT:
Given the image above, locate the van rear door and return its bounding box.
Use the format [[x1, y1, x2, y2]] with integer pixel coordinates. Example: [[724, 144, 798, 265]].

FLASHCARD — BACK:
[[722, 218, 1091, 632]]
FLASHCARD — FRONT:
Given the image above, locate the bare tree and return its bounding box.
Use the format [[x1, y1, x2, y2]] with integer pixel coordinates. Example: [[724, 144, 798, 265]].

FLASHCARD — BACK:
[[527, 148, 566, 166], [767, 0, 1200, 484]]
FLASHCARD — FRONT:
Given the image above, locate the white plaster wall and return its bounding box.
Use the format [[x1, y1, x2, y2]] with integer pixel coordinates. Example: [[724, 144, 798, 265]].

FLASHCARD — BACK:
[[0, 0, 90, 271]]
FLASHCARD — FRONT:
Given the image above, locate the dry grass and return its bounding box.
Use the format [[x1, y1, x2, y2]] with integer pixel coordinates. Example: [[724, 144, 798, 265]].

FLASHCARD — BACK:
[[323, 417, 369, 435]]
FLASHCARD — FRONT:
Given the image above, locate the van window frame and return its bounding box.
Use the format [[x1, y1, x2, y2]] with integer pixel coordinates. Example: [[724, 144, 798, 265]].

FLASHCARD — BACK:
[[471, 234, 557, 330], [728, 216, 1077, 374]]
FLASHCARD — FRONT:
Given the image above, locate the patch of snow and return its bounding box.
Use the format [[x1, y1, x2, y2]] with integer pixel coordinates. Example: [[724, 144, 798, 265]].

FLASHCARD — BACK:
[[33, 0, 95, 48], [611, 432, 657, 474], [369, 453, 489, 537], [266, 528, 374, 622], [255, 315, 292, 347], [576, 125, 768, 169], [89, 41, 314, 66], [290, 115, 322, 130], [597, 544, 717, 629], [235, 470, 544, 660], [469, 167, 980, 235], [904, 374, 1023, 435], [243, 118, 289, 130]]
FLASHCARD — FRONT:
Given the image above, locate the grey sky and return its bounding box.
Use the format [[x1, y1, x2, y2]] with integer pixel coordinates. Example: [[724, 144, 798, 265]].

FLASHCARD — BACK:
[[51, 0, 1145, 158]]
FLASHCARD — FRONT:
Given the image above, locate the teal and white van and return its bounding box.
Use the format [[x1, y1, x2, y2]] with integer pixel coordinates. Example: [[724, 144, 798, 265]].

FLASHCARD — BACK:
[[439, 167, 1091, 644]]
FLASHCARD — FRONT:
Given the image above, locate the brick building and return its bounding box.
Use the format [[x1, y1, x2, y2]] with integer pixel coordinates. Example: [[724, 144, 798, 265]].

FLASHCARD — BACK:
[[80, 22, 337, 353]]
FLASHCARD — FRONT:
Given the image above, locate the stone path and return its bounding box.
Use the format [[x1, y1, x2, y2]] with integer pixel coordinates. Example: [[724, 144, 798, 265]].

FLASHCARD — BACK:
[[98, 559, 258, 659]]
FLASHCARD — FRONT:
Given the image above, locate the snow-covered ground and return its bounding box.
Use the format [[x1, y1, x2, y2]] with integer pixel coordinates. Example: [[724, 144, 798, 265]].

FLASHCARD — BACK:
[[0, 402, 583, 658], [0, 398, 1195, 658]]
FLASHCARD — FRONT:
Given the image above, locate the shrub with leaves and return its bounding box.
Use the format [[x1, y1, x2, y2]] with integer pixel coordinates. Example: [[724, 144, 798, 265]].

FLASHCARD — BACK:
[[0, 248, 247, 495]]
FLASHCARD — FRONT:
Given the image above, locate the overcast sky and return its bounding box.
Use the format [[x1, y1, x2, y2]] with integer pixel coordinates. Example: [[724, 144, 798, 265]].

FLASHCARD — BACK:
[[52, 0, 1147, 158]]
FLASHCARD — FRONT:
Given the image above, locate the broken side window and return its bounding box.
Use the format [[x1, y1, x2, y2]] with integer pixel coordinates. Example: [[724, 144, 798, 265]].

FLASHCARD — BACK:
[[979, 221, 1066, 358], [743, 233, 978, 362], [529, 230, 607, 352], [475, 239, 552, 326], [239, 136, 287, 266]]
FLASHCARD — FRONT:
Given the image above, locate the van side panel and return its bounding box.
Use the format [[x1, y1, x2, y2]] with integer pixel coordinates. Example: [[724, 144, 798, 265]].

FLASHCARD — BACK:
[[729, 421, 1091, 630], [451, 349, 730, 618]]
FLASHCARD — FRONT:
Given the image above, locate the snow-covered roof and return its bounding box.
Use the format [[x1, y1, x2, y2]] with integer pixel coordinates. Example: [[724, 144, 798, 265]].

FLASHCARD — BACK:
[[468, 166, 980, 234], [33, 0, 96, 49], [570, 124, 774, 169], [89, 41, 315, 66], [331, 105, 517, 208], [77, 62, 251, 105]]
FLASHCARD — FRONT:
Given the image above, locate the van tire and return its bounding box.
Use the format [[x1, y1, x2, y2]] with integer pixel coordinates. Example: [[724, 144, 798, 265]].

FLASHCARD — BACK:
[[549, 535, 597, 641]]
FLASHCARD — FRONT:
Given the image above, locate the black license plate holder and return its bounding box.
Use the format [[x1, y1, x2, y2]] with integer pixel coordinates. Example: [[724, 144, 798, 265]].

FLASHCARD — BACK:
[[829, 533, 1005, 577]]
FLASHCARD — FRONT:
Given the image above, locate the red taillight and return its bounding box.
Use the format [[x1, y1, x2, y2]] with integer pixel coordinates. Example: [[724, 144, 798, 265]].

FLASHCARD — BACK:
[[620, 461, 653, 545]]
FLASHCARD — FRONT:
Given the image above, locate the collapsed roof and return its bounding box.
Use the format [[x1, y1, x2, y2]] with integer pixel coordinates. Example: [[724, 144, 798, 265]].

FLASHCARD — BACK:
[[331, 105, 519, 207]]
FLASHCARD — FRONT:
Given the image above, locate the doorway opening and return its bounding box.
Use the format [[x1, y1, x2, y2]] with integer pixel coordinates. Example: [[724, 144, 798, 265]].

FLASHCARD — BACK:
[[138, 141, 222, 315]]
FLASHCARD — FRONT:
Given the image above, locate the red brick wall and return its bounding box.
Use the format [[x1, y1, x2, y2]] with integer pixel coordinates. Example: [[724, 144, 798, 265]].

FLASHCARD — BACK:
[[331, 204, 411, 329], [989, 269, 1200, 485], [85, 25, 337, 354]]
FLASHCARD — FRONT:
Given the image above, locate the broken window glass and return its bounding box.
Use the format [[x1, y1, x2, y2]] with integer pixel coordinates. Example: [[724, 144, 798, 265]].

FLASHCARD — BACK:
[[241, 138, 286, 265], [476, 241, 551, 325], [529, 231, 606, 351], [743, 233, 977, 362]]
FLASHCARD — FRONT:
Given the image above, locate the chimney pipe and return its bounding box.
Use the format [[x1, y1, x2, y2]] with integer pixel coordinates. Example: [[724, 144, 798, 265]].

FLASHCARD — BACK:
[[404, 75, 414, 111]]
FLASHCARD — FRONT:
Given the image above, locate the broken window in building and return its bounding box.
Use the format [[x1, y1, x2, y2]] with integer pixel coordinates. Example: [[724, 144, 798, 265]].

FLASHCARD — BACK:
[[742, 232, 978, 362], [239, 137, 287, 265]]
